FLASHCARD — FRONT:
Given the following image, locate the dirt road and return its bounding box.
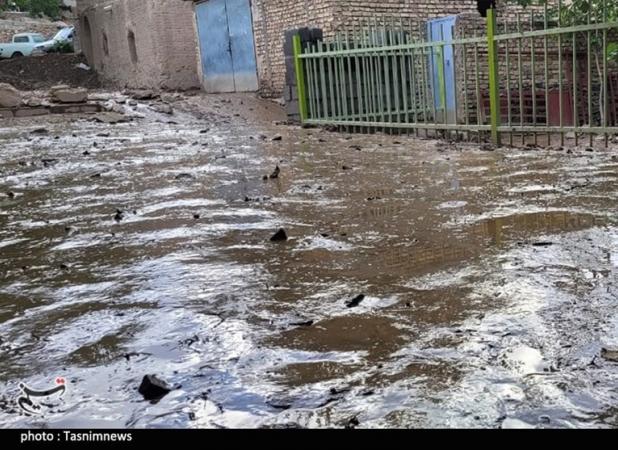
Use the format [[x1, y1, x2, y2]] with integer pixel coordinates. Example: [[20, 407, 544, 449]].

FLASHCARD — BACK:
[[0, 93, 617, 428]]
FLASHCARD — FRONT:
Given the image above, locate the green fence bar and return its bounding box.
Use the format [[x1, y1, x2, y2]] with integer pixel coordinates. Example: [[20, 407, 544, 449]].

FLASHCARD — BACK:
[[292, 34, 308, 122], [487, 8, 501, 145], [295, 7, 618, 144]]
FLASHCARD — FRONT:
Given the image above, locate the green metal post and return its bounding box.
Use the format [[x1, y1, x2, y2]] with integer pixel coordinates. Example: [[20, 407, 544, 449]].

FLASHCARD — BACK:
[[293, 35, 308, 122], [487, 8, 501, 145]]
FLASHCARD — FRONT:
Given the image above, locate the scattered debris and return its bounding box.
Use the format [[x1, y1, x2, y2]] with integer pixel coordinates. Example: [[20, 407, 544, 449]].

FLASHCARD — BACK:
[[532, 242, 554, 247], [152, 103, 174, 115], [601, 348, 618, 362], [127, 90, 159, 101], [0, 83, 21, 108], [290, 320, 314, 327], [345, 416, 360, 429], [345, 294, 365, 308], [138, 375, 172, 401], [269, 165, 281, 179], [51, 86, 88, 104], [270, 228, 288, 242]]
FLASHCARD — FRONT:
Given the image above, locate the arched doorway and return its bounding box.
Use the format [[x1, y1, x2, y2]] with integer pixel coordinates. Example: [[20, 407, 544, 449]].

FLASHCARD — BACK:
[[81, 16, 94, 65]]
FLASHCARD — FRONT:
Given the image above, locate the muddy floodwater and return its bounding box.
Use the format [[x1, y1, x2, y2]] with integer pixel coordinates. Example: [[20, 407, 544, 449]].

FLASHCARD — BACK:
[[1, 94, 617, 428]]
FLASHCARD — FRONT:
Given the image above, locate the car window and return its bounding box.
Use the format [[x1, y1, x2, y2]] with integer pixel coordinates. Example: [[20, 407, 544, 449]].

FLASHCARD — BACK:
[[54, 28, 73, 41], [14, 36, 29, 43], [32, 35, 45, 43]]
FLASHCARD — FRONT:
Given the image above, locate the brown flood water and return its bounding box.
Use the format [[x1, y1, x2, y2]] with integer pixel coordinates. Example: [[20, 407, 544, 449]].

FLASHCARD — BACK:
[[0, 93, 617, 428]]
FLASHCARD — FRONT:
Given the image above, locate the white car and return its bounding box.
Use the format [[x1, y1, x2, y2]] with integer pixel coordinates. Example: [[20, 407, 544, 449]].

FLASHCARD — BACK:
[[33, 27, 75, 54], [0, 33, 46, 59]]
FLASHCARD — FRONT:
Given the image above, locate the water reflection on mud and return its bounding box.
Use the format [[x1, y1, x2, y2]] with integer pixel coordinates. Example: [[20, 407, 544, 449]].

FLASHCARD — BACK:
[[0, 94, 617, 428]]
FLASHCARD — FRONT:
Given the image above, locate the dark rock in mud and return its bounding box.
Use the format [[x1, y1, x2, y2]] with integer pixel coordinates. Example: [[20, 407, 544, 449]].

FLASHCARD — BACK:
[[114, 209, 125, 222], [345, 294, 366, 308], [345, 416, 360, 429], [290, 320, 314, 328], [260, 423, 305, 429], [152, 103, 174, 115], [199, 129, 210, 134], [480, 143, 495, 152], [262, 175, 269, 181], [82, 150, 90, 156], [270, 228, 288, 242], [350, 145, 362, 151], [269, 165, 281, 179], [271, 135, 283, 141], [31, 128, 49, 135], [41, 158, 58, 167], [97, 132, 110, 138], [175, 173, 194, 181], [59, 264, 69, 271], [138, 375, 171, 401], [601, 348, 618, 362], [539, 415, 551, 424], [90, 173, 101, 179], [6, 192, 15, 199], [193, 214, 201, 220], [127, 90, 158, 101], [342, 165, 352, 171], [532, 242, 554, 247], [266, 399, 292, 410]]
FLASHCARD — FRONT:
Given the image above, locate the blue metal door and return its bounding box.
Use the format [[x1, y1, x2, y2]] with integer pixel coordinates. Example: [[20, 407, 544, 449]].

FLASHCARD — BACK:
[[427, 16, 456, 123], [195, 0, 258, 93]]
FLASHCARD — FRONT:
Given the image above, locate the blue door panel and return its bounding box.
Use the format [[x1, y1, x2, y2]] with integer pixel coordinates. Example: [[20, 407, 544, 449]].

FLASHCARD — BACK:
[[226, 0, 259, 91], [196, 0, 235, 93], [427, 17, 456, 123], [195, 0, 258, 93]]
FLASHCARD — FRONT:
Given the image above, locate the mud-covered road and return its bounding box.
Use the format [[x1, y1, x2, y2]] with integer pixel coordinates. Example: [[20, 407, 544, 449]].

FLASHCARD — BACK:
[[1, 93, 617, 428]]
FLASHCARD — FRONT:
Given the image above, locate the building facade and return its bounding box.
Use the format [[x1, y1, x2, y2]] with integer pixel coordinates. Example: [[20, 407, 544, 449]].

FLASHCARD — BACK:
[[76, 0, 200, 90]]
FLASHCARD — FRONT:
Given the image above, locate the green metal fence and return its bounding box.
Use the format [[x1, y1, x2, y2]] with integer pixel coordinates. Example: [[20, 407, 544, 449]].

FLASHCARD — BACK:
[[293, 3, 618, 146]]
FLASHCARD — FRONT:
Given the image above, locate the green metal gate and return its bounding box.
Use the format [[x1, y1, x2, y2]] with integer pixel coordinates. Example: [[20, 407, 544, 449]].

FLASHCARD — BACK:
[[293, 3, 618, 147]]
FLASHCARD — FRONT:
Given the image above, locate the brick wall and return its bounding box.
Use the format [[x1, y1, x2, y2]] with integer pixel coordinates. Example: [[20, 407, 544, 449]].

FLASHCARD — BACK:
[[76, 0, 199, 90], [252, 0, 335, 97], [253, 0, 561, 98]]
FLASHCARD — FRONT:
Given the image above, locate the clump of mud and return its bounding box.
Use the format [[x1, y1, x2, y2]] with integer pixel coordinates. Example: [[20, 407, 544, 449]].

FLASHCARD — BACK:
[[0, 54, 101, 90]]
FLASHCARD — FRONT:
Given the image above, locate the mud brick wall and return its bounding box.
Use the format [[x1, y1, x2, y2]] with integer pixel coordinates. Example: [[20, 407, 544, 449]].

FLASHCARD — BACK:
[[76, 0, 199, 90]]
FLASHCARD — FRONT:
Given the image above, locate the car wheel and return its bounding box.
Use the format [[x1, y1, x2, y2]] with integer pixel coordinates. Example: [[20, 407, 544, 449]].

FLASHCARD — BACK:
[[11, 52, 23, 58]]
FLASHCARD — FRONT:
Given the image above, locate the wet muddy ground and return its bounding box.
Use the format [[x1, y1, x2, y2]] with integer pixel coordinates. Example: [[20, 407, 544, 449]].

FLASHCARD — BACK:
[[0, 93, 617, 428]]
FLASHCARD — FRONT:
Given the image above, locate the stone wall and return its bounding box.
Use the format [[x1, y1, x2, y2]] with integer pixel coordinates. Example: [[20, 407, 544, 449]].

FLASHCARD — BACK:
[[76, 0, 199, 90], [0, 16, 67, 43]]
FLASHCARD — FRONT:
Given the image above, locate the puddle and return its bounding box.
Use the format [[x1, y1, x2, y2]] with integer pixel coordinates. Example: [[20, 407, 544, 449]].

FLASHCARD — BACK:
[[0, 93, 617, 428]]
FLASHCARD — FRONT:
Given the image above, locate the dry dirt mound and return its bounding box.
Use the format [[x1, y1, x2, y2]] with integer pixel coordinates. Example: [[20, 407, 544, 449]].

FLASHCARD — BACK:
[[0, 53, 101, 91]]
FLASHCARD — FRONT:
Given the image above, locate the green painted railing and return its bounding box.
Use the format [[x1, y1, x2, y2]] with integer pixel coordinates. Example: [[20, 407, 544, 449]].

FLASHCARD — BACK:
[[292, 5, 618, 147]]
